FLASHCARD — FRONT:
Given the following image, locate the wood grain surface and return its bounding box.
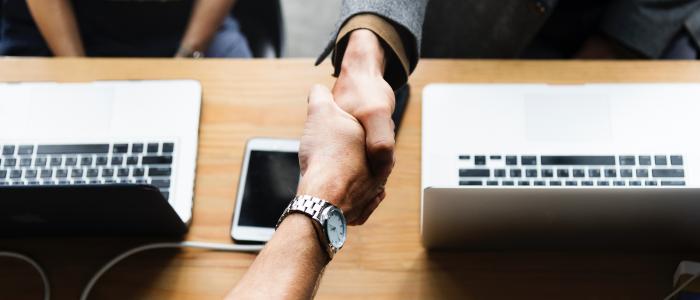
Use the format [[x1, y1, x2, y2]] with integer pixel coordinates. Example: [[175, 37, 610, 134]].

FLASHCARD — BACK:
[[1, 58, 699, 300]]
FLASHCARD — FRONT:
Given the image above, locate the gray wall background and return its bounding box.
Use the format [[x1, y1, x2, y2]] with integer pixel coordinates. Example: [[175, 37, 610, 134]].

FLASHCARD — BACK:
[[281, 0, 341, 57]]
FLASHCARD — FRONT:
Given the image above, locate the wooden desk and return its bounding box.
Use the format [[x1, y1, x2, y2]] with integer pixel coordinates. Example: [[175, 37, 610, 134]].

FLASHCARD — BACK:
[[1, 58, 699, 300]]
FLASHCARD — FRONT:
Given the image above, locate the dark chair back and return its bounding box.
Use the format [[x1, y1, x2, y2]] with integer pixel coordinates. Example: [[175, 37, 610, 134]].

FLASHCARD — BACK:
[[233, 0, 284, 58]]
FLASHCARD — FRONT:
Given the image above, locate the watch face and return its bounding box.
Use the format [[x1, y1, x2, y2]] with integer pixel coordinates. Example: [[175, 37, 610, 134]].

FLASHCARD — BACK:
[[325, 207, 346, 250]]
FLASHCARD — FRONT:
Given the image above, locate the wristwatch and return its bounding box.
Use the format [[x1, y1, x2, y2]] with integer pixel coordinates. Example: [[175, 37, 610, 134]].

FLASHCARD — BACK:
[[276, 195, 347, 259]]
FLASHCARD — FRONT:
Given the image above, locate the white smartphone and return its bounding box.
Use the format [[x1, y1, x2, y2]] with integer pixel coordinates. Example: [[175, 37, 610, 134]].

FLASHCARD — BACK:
[[230, 138, 301, 243]]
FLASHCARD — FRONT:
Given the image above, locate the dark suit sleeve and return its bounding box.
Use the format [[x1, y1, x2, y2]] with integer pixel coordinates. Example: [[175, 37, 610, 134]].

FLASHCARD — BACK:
[[600, 0, 700, 58], [315, 0, 428, 90]]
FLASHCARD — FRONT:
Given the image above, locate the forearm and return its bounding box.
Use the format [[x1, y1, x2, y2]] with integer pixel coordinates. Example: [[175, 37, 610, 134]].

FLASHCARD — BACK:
[[26, 0, 84, 56], [227, 214, 328, 299], [179, 0, 235, 54]]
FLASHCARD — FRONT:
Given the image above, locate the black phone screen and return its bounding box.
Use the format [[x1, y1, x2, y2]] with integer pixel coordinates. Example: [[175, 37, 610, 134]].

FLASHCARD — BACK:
[[238, 150, 300, 228]]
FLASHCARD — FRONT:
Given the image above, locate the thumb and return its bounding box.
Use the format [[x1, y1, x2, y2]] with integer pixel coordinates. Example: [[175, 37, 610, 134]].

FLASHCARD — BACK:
[[307, 84, 334, 116], [363, 112, 396, 179]]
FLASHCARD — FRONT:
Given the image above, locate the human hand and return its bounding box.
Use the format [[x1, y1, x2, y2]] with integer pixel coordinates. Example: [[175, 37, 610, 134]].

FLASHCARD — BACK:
[[298, 85, 385, 225], [575, 35, 632, 59], [333, 29, 396, 182]]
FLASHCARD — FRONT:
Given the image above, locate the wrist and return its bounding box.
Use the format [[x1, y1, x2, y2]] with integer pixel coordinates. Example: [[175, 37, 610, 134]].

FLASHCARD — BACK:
[[297, 171, 349, 208], [340, 29, 385, 78]]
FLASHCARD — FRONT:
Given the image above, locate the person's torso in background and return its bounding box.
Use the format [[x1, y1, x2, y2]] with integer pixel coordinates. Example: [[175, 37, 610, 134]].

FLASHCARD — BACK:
[[421, 0, 609, 58], [0, 0, 194, 56]]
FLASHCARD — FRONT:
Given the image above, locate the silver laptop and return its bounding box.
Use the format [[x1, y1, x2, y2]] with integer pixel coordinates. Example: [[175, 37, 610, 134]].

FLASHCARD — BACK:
[[421, 83, 700, 250], [0, 80, 201, 235]]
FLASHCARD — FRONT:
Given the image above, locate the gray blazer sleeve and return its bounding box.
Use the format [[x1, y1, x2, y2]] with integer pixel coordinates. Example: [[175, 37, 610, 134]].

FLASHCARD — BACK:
[[315, 0, 428, 77], [600, 0, 700, 58]]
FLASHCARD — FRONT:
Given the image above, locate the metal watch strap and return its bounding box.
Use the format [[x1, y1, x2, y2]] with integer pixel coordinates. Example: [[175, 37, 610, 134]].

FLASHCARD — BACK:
[[276, 195, 329, 230]]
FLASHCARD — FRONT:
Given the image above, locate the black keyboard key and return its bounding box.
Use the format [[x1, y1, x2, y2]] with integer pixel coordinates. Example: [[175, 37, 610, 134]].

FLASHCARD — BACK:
[[34, 157, 47, 167], [661, 181, 685, 186], [605, 169, 617, 178], [55, 169, 68, 178], [113, 144, 128, 154], [597, 181, 610, 186], [518, 180, 530, 186], [494, 169, 506, 177], [150, 179, 171, 188], [458, 155, 470, 160], [37, 144, 109, 155], [80, 156, 92, 166], [510, 169, 522, 178], [135, 178, 147, 184], [40, 169, 52, 178], [541, 156, 615, 166], [131, 143, 144, 154], [521, 156, 537, 165], [506, 156, 517, 165], [147, 143, 159, 153], [50, 157, 62, 166], [534, 180, 546, 186], [619, 156, 636, 166], [148, 167, 172, 176], [65, 157, 77, 166], [2, 145, 15, 155], [4, 158, 16, 167], [459, 180, 483, 186], [620, 169, 633, 178], [141, 155, 172, 165], [525, 169, 538, 178], [111, 156, 123, 166], [27, 181, 39, 185], [89, 180, 101, 184], [162, 143, 174, 153], [19, 158, 32, 167], [74, 180, 86, 184], [613, 181, 625, 186], [581, 181, 594, 186], [572, 169, 585, 178], [117, 168, 129, 177], [459, 169, 490, 177], [654, 155, 667, 166], [86, 168, 99, 178], [0, 170, 6, 179], [636, 169, 649, 178], [588, 169, 601, 178], [104, 179, 116, 184], [101, 168, 114, 177], [71, 169, 83, 178], [132, 168, 145, 177], [474, 156, 486, 165], [10, 170, 22, 179], [629, 181, 642, 186], [565, 181, 578, 186], [486, 180, 499, 186], [18, 145, 34, 155], [639, 156, 652, 166], [645, 180, 657, 186], [670, 155, 683, 166], [489, 155, 501, 160], [541, 169, 554, 178], [24, 170, 37, 179], [549, 181, 561, 186], [557, 169, 569, 178], [652, 169, 684, 178], [126, 156, 139, 165], [96, 156, 108, 166], [502, 181, 514, 186]]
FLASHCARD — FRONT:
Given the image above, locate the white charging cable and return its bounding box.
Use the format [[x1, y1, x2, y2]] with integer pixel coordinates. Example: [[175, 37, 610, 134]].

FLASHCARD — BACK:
[[1, 241, 263, 300], [0, 251, 51, 300], [79, 241, 264, 300]]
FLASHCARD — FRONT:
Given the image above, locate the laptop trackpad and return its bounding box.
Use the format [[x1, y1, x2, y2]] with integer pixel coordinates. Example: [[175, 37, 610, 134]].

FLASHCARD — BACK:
[[524, 94, 612, 142]]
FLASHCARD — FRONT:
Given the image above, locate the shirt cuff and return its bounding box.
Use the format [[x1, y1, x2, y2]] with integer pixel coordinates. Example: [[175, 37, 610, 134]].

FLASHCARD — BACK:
[[332, 13, 410, 90]]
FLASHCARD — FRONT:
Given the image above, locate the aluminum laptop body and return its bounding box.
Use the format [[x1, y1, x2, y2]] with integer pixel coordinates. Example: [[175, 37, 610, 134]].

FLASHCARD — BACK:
[[0, 80, 201, 236], [421, 83, 700, 250]]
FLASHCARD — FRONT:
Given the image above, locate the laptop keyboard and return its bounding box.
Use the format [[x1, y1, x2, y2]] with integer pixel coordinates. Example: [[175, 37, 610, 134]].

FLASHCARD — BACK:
[[0, 142, 175, 200], [458, 155, 686, 187]]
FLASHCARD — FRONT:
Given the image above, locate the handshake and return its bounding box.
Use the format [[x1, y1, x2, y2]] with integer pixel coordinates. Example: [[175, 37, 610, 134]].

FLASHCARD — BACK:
[[298, 29, 396, 225]]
